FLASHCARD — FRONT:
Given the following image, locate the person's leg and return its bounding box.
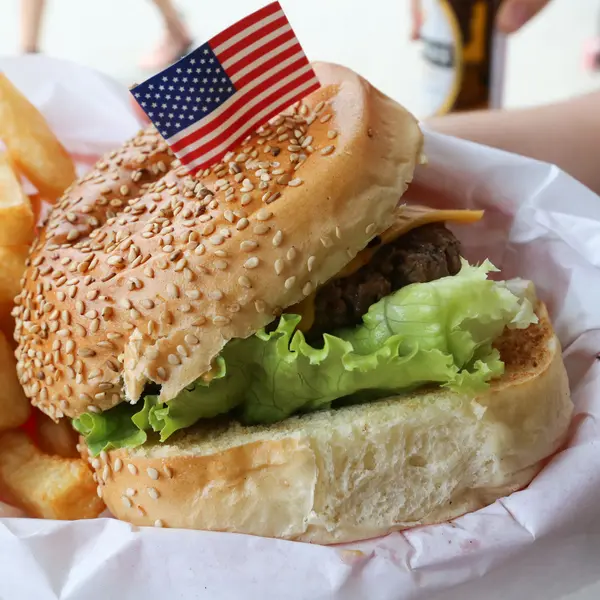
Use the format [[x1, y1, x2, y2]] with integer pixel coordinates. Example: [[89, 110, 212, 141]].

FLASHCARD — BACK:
[[20, 0, 46, 53], [139, 0, 192, 71]]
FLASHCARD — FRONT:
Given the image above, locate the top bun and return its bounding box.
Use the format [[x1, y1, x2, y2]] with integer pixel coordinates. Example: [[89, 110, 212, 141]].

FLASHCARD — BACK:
[[14, 62, 423, 420]]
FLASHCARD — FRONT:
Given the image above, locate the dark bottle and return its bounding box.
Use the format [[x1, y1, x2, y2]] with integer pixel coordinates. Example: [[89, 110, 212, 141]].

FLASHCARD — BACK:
[[419, 0, 506, 116]]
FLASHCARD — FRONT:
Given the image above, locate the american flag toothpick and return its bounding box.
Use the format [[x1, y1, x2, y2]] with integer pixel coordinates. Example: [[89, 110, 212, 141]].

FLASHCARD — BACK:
[[131, 2, 320, 174]]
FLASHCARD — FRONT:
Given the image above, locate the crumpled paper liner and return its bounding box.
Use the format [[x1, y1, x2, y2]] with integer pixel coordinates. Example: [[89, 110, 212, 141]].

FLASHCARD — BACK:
[[0, 55, 599, 600]]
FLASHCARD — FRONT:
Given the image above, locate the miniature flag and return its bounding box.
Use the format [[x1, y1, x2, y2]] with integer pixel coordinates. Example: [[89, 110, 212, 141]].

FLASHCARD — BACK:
[[131, 2, 320, 174]]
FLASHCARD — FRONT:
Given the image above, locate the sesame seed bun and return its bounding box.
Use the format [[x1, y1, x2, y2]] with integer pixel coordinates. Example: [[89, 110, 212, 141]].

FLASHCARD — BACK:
[[84, 303, 572, 543], [14, 62, 423, 420]]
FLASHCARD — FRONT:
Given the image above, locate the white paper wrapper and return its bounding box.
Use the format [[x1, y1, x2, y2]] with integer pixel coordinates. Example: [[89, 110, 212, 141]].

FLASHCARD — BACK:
[[1, 56, 599, 600]]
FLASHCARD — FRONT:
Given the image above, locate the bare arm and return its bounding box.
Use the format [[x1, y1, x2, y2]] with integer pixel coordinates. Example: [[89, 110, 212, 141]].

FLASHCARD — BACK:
[[426, 91, 600, 196]]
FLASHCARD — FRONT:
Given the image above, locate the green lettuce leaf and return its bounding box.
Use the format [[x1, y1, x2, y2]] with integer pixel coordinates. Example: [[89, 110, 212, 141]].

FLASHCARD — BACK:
[[74, 260, 537, 454], [73, 403, 147, 456]]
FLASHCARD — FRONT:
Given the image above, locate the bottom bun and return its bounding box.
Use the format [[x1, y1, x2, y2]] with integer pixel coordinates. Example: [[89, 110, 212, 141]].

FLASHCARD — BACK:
[[89, 303, 572, 544]]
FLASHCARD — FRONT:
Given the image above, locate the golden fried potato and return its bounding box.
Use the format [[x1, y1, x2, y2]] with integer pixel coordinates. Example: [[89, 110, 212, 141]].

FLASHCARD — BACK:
[[0, 74, 75, 201], [0, 430, 105, 519], [0, 153, 34, 246], [33, 410, 80, 459], [0, 244, 29, 306], [0, 330, 30, 431], [0, 302, 15, 346]]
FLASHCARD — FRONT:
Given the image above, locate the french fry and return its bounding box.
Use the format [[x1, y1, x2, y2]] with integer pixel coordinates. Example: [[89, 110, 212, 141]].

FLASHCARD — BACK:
[[0, 244, 29, 306], [29, 192, 53, 231], [0, 330, 30, 431], [0, 302, 15, 346], [0, 74, 76, 201], [0, 430, 105, 519], [0, 153, 34, 246], [33, 410, 80, 459]]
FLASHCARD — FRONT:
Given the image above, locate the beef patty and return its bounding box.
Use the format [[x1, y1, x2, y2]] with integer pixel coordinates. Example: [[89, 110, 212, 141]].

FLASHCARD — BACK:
[[308, 223, 462, 339]]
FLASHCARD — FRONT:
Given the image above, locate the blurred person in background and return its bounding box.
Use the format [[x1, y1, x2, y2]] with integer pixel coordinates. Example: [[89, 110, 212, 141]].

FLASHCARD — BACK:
[[19, 0, 192, 70], [423, 0, 600, 196]]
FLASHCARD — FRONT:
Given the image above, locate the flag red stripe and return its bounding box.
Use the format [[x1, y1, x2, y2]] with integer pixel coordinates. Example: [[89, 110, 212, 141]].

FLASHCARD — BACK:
[[208, 1, 281, 49], [179, 70, 318, 165], [225, 28, 297, 78], [215, 15, 288, 64], [170, 56, 311, 153], [185, 81, 320, 173], [232, 42, 304, 89]]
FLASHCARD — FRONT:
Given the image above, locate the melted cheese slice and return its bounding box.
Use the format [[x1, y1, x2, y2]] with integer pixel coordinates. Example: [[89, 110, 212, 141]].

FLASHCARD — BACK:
[[289, 205, 484, 332], [336, 205, 484, 278]]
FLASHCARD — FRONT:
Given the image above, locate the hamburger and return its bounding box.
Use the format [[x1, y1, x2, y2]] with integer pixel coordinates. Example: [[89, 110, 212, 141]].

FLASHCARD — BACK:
[[13, 63, 572, 543]]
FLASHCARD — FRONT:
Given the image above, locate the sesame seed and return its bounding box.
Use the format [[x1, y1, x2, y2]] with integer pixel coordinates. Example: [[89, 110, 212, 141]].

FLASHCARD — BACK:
[[121, 496, 132, 508], [287, 247, 297, 261], [91, 458, 101, 469], [85, 310, 98, 319], [284, 276, 296, 290], [209, 235, 224, 246], [208, 290, 223, 301], [97, 486, 103, 498], [238, 275, 252, 288], [114, 458, 123, 472], [321, 236, 333, 248], [164, 466, 173, 478], [315, 101, 325, 113], [167, 283, 179, 299], [307, 256, 316, 271], [327, 130, 338, 139], [253, 224, 270, 235], [147, 487, 160, 500], [185, 290, 201, 300], [125, 488, 136, 497], [288, 178, 303, 187], [147, 467, 159, 480], [274, 259, 284, 275], [185, 334, 199, 345], [121, 298, 132, 309], [256, 208, 273, 221], [202, 222, 216, 236], [244, 257, 260, 269], [236, 218, 249, 230], [107, 256, 123, 266], [154, 519, 164, 528], [78, 348, 96, 358], [213, 259, 228, 270], [255, 299, 267, 313], [212, 315, 231, 325], [102, 465, 110, 481], [240, 240, 258, 252], [303, 282, 313, 296], [168, 354, 181, 366], [127, 464, 138, 475], [365, 223, 377, 236]]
